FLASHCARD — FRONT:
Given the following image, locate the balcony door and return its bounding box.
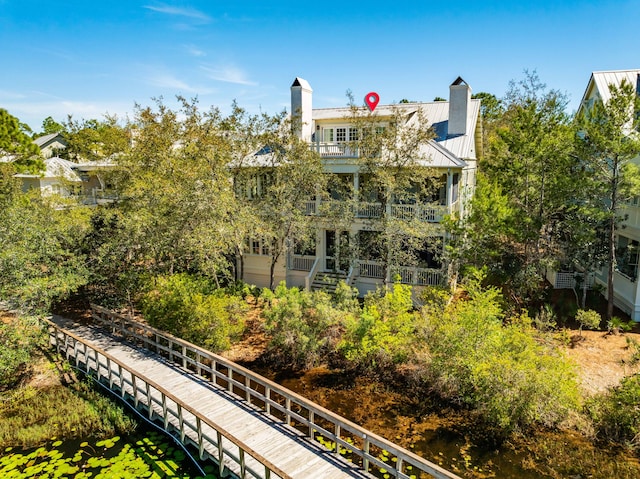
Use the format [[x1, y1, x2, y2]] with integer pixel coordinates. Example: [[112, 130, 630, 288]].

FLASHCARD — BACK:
[[324, 230, 350, 272]]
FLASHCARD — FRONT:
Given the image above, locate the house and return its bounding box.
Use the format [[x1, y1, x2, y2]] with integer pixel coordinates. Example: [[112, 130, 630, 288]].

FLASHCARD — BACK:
[[576, 69, 640, 320], [33, 132, 68, 159], [15, 155, 117, 205], [241, 77, 481, 296]]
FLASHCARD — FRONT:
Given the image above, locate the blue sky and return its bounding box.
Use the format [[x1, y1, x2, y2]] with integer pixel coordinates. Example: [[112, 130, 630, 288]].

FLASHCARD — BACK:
[[0, 0, 638, 132]]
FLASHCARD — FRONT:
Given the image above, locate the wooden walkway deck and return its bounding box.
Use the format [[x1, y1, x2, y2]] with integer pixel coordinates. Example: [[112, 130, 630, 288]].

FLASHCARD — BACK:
[[47, 308, 460, 479]]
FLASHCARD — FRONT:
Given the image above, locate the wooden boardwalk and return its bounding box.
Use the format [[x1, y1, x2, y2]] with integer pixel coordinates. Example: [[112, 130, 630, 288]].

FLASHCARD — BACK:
[[47, 308, 460, 479]]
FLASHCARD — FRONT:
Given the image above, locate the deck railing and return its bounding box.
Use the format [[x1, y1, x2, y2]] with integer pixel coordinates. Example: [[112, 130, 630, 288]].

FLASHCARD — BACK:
[[310, 143, 358, 158], [88, 304, 460, 479], [45, 319, 291, 479], [300, 199, 447, 222], [289, 254, 316, 272]]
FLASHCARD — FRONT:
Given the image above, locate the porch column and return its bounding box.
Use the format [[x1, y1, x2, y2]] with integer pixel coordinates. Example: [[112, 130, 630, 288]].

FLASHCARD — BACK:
[[446, 169, 453, 214]]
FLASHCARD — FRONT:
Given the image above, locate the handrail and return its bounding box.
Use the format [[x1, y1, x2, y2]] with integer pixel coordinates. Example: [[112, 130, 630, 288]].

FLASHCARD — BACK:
[[305, 256, 322, 291], [44, 318, 291, 479], [89, 304, 461, 479]]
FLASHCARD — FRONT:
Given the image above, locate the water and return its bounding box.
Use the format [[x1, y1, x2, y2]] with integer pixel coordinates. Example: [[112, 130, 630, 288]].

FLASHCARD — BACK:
[[248, 365, 638, 479]]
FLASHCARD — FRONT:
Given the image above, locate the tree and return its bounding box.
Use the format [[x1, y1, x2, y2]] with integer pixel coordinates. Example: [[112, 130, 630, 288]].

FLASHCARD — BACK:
[[576, 78, 640, 320], [0, 108, 43, 173], [63, 115, 129, 162], [40, 116, 66, 136], [475, 71, 578, 307], [342, 95, 441, 285], [100, 97, 239, 298], [0, 191, 92, 313], [238, 113, 326, 290]]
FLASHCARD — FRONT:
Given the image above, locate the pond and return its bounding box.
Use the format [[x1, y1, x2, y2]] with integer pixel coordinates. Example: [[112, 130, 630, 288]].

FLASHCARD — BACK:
[[0, 429, 218, 479], [250, 365, 640, 479]]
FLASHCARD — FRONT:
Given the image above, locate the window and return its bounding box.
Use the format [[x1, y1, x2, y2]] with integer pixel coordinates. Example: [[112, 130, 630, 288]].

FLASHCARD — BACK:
[[348, 128, 359, 141], [323, 128, 334, 142], [252, 238, 261, 255], [616, 235, 639, 280], [336, 128, 346, 142]]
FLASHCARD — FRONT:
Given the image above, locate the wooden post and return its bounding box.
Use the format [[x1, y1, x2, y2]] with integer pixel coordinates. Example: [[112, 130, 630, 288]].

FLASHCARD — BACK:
[[217, 430, 224, 476], [363, 436, 370, 472], [177, 404, 185, 442]]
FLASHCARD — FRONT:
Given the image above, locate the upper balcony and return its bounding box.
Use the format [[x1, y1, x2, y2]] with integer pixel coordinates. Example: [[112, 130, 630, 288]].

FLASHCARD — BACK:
[[302, 199, 451, 223], [309, 142, 359, 159]]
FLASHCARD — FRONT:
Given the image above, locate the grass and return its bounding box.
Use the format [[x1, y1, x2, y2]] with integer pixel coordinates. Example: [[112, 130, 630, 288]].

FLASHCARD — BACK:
[[0, 380, 137, 448]]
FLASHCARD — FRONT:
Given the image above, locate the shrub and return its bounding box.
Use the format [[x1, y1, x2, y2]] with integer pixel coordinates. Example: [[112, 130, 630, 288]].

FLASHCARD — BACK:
[[338, 283, 417, 369], [587, 374, 640, 451], [575, 309, 601, 335], [141, 273, 245, 352], [262, 282, 343, 369], [423, 273, 580, 434], [0, 317, 45, 389]]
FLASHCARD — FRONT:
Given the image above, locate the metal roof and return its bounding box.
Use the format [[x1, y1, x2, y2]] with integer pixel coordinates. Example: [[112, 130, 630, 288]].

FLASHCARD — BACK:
[[580, 69, 640, 108], [311, 99, 481, 162], [34, 132, 67, 148]]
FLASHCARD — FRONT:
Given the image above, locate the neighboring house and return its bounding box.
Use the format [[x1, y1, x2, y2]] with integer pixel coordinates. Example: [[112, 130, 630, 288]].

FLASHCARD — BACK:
[[558, 69, 640, 320], [241, 77, 481, 296], [33, 132, 68, 159], [15, 155, 117, 205]]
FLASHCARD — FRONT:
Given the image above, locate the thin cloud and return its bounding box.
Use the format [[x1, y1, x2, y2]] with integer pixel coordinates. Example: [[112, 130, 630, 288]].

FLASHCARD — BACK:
[[201, 65, 257, 86], [144, 4, 211, 22], [184, 44, 206, 57], [149, 73, 214, 95]]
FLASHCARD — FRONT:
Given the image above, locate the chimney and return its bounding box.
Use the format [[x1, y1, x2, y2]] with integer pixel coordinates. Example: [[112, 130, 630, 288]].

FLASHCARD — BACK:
[[291, 77, 313, 141], [448, 76, 471, 137]]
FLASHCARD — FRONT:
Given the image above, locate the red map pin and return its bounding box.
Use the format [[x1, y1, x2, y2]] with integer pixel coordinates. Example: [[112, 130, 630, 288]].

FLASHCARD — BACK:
[[365, 92, 380, 111]]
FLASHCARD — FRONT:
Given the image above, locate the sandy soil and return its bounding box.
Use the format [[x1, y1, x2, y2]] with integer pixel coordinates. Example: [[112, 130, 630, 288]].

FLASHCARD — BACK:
[[563, 329, 640, 395]]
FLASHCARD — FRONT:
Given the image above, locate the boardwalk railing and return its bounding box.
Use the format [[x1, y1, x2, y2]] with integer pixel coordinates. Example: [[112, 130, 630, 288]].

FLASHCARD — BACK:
[[89, 304, 461, 479], [45, 318, 291, 479]]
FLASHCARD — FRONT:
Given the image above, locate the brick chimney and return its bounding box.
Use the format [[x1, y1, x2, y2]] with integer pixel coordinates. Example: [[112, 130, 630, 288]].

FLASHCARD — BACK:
[[448, 76, 471, 137], [291, 77, 313, 142]]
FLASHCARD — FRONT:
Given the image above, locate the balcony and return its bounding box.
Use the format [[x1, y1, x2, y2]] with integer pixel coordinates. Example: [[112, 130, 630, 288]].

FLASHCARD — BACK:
[[309, 142, 358, 158], [300, 199, 448, 223]]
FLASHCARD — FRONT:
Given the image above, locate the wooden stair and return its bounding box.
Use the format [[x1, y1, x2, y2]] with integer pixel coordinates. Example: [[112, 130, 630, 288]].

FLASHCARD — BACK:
[[310, 271, 347, 293]]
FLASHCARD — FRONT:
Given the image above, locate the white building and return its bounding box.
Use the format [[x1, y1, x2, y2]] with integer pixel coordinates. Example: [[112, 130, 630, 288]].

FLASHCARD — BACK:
[[241, 77, 481, 296], [576, 69, 640, 320]]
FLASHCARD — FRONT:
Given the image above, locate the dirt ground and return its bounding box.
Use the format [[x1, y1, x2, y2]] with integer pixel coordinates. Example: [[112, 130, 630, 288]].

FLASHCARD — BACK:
[[562, 328, 640, 395]]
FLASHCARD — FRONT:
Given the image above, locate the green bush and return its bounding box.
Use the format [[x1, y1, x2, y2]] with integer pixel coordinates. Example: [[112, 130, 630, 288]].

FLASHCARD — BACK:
[[141, 273, 245, 352], [0, 317, 45, 389], [588, 374, 640, 451], [338, 283, 417, 369], [575, 309, 601, 334], [262, 282, 343, 369], [423, 273, 580, 434]]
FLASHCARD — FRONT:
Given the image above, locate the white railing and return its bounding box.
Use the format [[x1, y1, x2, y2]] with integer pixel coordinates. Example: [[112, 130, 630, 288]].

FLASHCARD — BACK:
[[305, 257, 322, 291], [356, 202, 383, 218], [553, 271, 595, 290], [310, 143, 358, 158], [85, 305, 461, 479], [289, 255, 316, 272], [302, 200, 316, 215], [299, 199, 447, 222], [390, 204, 447, 222], [359, 262, 442, 286], [358, 260, 386, 279], [46, 319, 291, 479]]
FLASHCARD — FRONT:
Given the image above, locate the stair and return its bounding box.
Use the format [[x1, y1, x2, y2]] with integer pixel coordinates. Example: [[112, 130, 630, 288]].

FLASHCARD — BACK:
[[310, 271, 347, 293]]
